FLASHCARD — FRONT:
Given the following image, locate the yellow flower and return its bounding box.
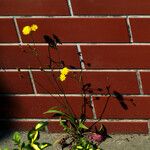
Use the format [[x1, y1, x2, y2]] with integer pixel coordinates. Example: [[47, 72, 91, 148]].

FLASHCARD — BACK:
[[60, 67, 70, 75], [22, 26, 31, 35], [31, 24, 38, 31], [59, 74, 66, 82]]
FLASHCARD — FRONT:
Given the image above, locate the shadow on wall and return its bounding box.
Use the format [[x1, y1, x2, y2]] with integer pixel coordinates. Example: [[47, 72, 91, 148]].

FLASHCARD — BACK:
[[81, 82, 136, 119], [0, 34, 137, 141], [0, 87, 20, 141]]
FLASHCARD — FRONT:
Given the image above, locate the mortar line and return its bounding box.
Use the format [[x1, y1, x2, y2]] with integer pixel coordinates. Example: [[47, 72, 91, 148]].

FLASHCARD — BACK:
[[29, 70, 37, 94], [0, 118, 148, 122], [2, 68, 150, 72], [126, 16, 133, 43], [0, 68, 147, 72], [87, 119, 149, 122], [13, 17, 23, 44], [67, 0, 74, 16], [128, 15, 150, 18], [3, 42, 150, 46], [0, 118, 58, 122], [77, 44, 85, 69], [136, 71, 144, 95], [90, 96, 97, 119], [0, 16, 125, 19], [1, 93, 150, 97], [2, 15, 150, 18]]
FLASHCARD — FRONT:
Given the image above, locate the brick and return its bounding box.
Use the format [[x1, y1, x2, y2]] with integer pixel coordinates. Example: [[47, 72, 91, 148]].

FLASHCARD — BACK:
[[0, 96, 93, 119], [0, 120, 148, 134], [48, 121, 64, 132], [130, 18, 150, 42], [0, 120, 36, 131], [93, 96, 150, 119], [0, 72, 33, 94], [85, 121, 148, 134], [17, 18, 129, 43], [72, 0, 150, 15], [0, 0, 69, 16], [81, 72, 139, 94], [0, 45, 80, 69], [81, 45, 150, 69], [32, 72, 139, 94], [0, 120, 63, 132], [0, 19, 18, 43], [140, 72, 150, 94], [32, 71, 80, 94]]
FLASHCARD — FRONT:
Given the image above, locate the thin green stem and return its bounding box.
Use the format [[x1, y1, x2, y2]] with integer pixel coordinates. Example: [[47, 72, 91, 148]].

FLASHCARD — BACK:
[[47, 46, 75, 117]]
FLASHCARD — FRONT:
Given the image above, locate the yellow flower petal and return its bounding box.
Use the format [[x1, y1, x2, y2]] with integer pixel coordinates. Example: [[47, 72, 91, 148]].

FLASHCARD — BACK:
[[60, 67, 70, 75], [59, 74, 66, 82], [22, 26, 31, 35], [31, 24, 38, 31]]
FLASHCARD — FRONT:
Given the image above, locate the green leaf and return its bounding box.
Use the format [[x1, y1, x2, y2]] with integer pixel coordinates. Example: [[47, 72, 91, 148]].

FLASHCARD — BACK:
[[79, 122, 88, 130], [106, 135, 112, 138], [46, 106, 62, 110], [80, 114, 86, 123], [3, 147, 9, 150], [68, 115, 77, 125], [44, 109, 65, 116], [65, 115, 78, 130], [12, 132, 21, 144], [21, 142, 26, 148], [23, 144, 33, 150], [39, 143, 51, 149], [28, 130, 39, 143], [98, 124, 105, 134], [60, 118, 69, 131], [34, 122, 48, 131], [30, 142, 41, 150]]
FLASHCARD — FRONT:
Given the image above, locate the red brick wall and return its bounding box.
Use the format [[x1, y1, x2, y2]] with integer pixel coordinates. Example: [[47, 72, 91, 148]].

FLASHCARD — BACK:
[[0, 0, 150, 134]]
